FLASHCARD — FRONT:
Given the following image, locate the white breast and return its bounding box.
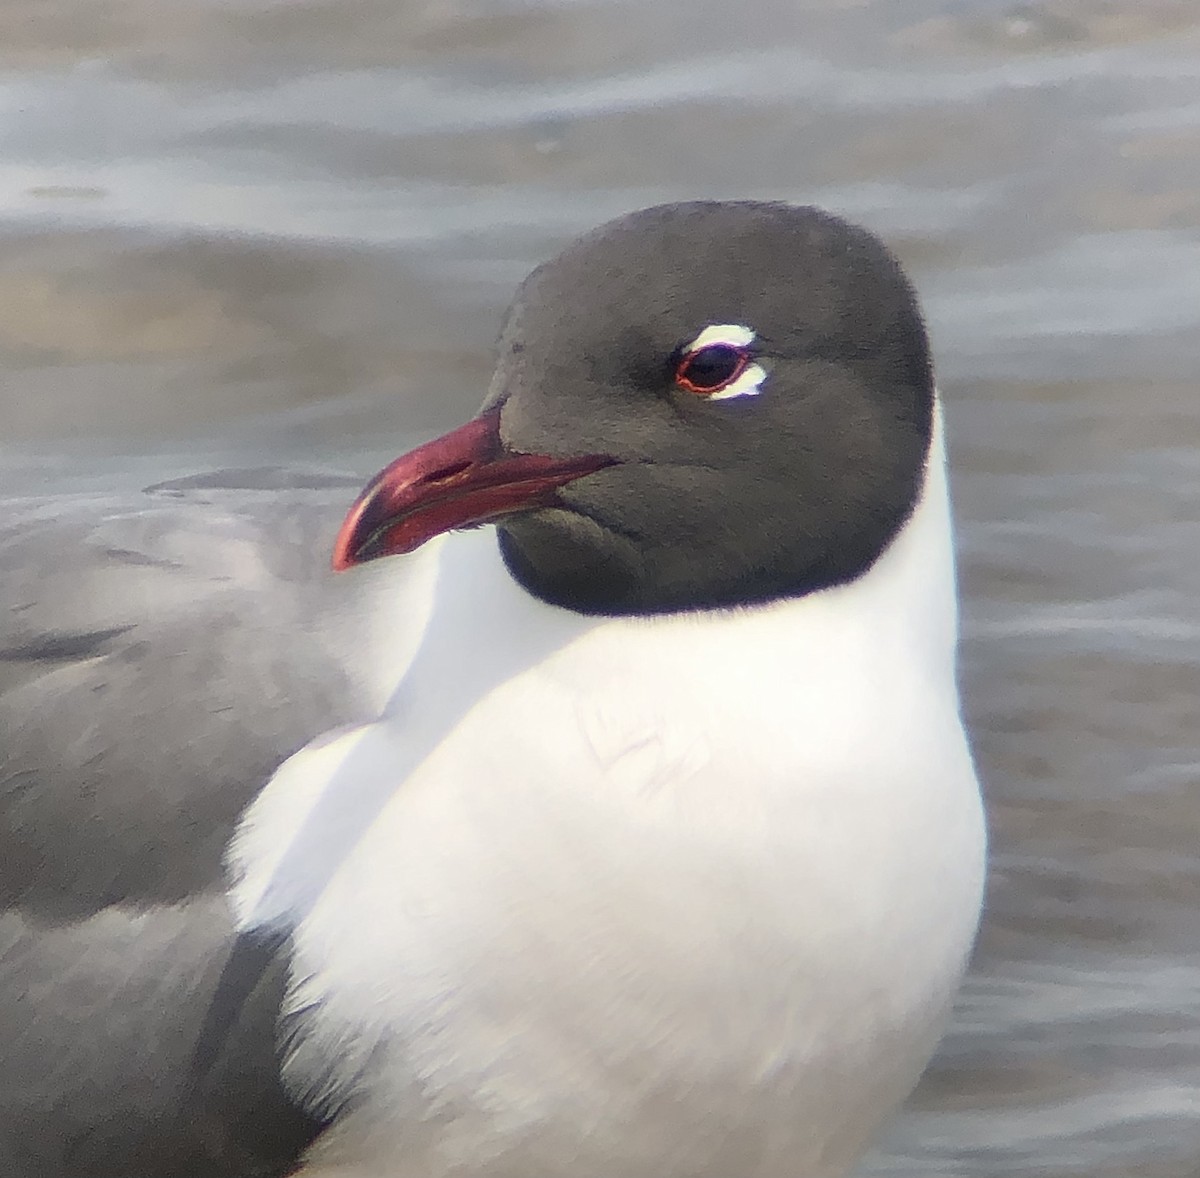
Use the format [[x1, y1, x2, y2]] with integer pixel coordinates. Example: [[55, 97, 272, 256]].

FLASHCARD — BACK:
[[231, 409, 985, 1178]]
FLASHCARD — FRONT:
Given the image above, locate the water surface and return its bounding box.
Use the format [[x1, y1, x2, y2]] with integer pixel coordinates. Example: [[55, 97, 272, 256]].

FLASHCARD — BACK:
[[2, 1, 1199, 1172]]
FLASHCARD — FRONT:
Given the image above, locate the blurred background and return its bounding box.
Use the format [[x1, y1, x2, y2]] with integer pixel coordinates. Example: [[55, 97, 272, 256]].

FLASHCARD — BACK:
[[1, 0, 1199, 1173]]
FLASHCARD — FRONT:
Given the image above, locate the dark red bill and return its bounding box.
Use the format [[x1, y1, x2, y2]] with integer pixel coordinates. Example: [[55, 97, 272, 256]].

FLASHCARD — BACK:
[[332, 407, 616, 571]]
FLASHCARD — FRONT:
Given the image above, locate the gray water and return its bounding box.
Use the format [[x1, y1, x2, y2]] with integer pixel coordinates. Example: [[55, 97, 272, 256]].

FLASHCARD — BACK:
[[2, 0, 1199, 1172]]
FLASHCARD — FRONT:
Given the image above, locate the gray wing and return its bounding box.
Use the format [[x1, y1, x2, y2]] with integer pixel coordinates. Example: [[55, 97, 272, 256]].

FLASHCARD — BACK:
[[0, 470, 413, 1176], [0, 470, 394, 918]]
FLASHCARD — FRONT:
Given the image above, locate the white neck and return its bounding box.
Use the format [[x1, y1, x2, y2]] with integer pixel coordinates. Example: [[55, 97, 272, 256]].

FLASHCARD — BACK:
[[233, 399, 957, 931], [789, 399, 957, 674]]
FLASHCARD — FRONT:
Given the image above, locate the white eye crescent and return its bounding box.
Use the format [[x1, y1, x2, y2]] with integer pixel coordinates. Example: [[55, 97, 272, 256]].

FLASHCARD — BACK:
[[684, 323, 755, 351], [675, 323, 767, 401]]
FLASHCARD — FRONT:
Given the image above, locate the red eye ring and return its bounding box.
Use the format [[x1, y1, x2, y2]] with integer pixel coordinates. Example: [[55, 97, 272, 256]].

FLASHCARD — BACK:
[[674, 343, 751, 396]]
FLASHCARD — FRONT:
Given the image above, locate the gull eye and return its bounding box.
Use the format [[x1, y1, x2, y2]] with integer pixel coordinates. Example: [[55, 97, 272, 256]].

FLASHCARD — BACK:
[[672, 323, 768, 401], [675, 344, 748, 395]]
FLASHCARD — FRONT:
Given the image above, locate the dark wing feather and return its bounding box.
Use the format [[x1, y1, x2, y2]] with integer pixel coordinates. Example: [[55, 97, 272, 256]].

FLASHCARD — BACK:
[[0, 902, 321, 1177]]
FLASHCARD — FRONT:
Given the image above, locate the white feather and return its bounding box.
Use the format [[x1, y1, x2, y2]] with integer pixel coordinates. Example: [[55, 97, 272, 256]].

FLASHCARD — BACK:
[[683, 324, 755, 351], [232, 403, 984, 1178]]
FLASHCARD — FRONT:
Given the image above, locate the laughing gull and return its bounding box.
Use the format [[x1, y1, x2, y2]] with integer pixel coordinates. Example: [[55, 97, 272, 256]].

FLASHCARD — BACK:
[[0, 201, 985, 1178]]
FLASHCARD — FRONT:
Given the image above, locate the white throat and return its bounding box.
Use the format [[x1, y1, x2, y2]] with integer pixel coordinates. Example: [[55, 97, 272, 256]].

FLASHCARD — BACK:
[[233, 398, 959, 932], [228, 397, 982, 1178]]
